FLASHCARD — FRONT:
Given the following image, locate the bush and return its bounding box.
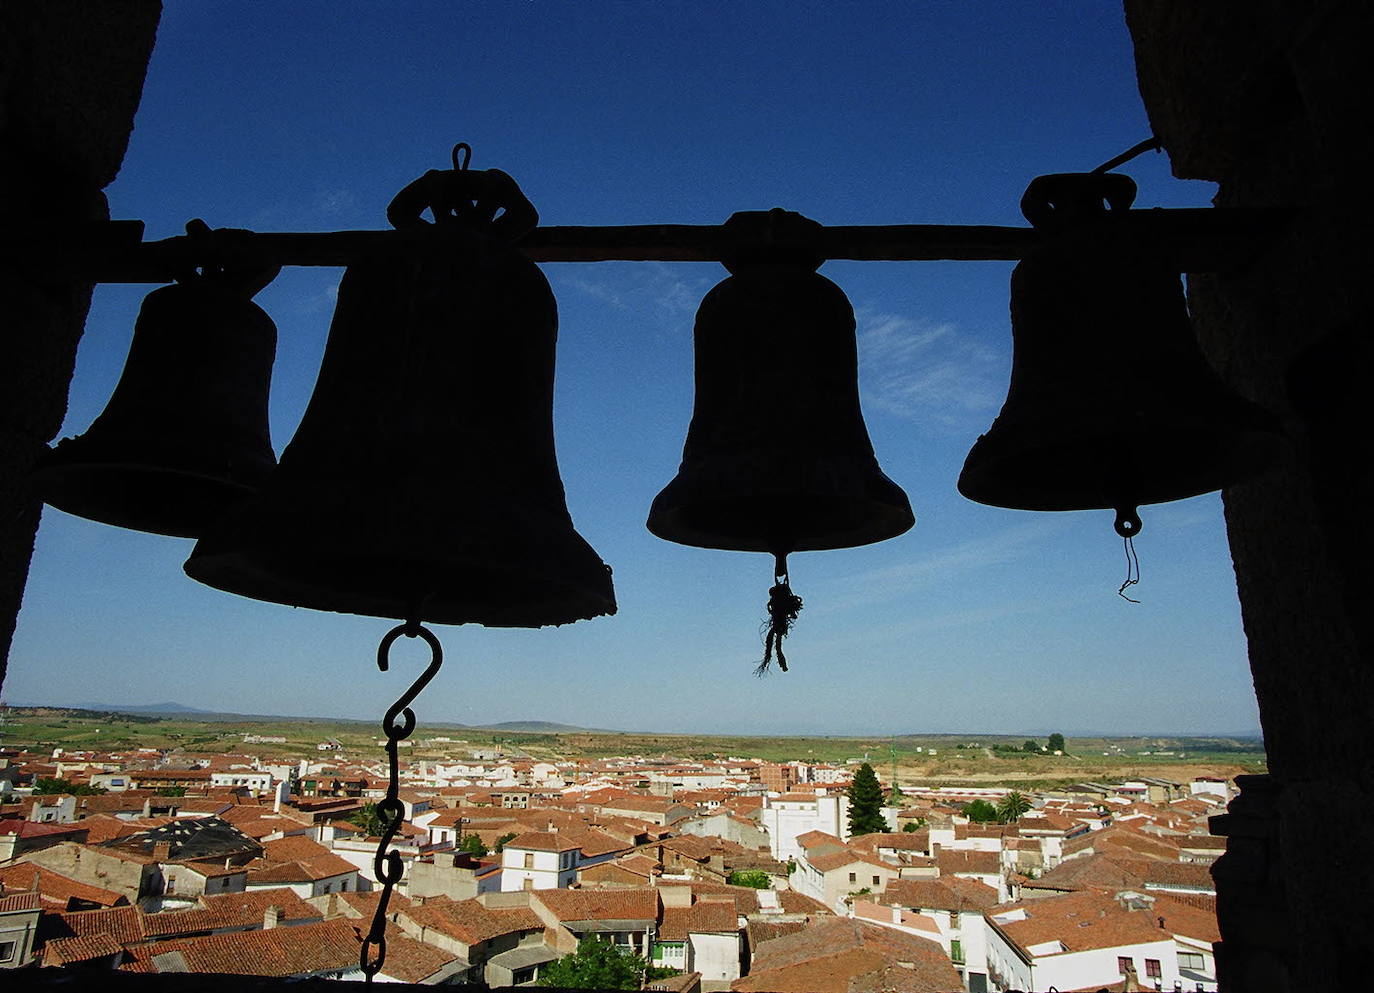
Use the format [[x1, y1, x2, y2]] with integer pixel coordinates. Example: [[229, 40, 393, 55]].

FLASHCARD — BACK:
[[726, 870, 772, 889]]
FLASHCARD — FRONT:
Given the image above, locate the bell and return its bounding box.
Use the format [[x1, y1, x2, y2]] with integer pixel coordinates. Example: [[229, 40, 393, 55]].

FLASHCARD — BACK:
[[31, 268, 278, 538], [958, 173, 1282, 536], [647, 211, 914, 555], [183, 230, 616, 627]]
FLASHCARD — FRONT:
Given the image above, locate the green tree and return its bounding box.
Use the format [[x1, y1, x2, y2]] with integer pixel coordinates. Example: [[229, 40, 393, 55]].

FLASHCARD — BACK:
[[1022, 739, 1041, 753], [538, 937, 646, 989], [458, 834, 489, 857], [996, 790, 1032, 823], [726, 869, 772, 888], [902, 819, 926, 832], [1047, 732, 1066, 753], [493, 831, 519, 853], [847, 762, 888, 836], [961, 799, 998, 823], [644, 966, 682, 982], [347, 802, 384, 837], [33, 777, 105, 796], [156, 786, 187, 797]]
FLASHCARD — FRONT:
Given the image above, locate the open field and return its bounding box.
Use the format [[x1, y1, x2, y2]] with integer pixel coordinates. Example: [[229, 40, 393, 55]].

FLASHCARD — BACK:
[[0, 706, 1265, 787]]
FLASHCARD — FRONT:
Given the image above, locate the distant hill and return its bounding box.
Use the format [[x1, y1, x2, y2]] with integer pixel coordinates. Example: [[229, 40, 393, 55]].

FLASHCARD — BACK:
[[72, 701, 215, 715], [475, 720, 602, 733]]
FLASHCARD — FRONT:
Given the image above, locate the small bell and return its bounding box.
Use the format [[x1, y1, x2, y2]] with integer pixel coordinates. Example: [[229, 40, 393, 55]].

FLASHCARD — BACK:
[[958, 172, 1283, 540], [648, 209, 914, 671], [185, 158, 615, 627], [31, 257, 279, 538]]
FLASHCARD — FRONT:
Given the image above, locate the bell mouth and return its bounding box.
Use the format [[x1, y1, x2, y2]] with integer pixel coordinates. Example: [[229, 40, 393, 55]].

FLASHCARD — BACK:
[[183, 482, 617, 628], [957, 423, 1284, 512], [647, 485, 915, 553]]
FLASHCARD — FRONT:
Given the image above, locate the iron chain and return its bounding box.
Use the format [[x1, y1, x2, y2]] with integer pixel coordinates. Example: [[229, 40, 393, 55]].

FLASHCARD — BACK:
[[360, 621, 443, 982]]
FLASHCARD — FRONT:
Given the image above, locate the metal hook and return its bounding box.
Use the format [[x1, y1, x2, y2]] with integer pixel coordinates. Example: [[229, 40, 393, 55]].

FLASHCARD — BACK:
[[452, 142, 472, 171], [376, 621, 443, 739]]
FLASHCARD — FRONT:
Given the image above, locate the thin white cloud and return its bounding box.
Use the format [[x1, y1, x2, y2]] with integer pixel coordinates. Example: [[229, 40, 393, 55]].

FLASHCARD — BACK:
[[562, 263, 711, 325], [316, 187, 357, 216], [856, 310, 1006, 430], [824, 517, 1070, 612]]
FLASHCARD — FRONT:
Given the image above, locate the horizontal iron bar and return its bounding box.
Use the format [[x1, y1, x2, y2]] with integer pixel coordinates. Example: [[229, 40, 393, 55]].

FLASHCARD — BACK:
[[17, 208, 1291, 283]]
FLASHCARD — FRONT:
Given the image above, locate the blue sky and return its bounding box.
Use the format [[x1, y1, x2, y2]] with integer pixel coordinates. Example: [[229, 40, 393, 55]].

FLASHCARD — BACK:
[[6, 3, 1262, 736]]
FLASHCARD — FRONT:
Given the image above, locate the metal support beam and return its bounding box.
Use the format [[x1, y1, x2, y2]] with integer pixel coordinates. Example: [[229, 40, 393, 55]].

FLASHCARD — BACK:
[[16, 207, 1291, 284]]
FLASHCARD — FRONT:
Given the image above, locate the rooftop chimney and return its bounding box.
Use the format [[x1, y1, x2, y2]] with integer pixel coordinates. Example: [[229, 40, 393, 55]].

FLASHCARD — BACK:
[[152, 841, 172, 861], [264, 905, 281, 929]]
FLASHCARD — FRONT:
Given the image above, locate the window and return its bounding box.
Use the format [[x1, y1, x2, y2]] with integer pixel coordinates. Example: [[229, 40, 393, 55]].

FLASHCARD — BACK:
[[1179, 952, 1205, 970], [1146, 959, 1161, 979], [848, 872, 857, 883], [872, 875, 880, 885], [522, 878, 534, 891], [950, 911, 961, 928], [165, 875, 176, 894], [951, 939, 964, 964], [0, 940, 16, 963], [524, 853, 535, 869], [1118, 957, 1133, 975]]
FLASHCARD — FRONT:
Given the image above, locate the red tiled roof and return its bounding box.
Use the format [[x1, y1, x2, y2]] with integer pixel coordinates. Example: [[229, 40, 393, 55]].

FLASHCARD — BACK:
[[0, 891, 41, 912], [137, 918, 364, 976], [506, 831, 578, 852], [733, 916, 960, 993], [535, 885, 659, 923], [884, 876, 999, 912], [991, 890, 1171, 955], [44, 931, 125, 965], [400, 896, 543, 946], [0, 862, 128, 909]]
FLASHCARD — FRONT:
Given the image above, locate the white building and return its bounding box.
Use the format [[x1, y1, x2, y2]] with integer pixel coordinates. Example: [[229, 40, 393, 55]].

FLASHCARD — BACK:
[[985, 891, 1187, 992], [500, 832, 578, 891], [758, 792, 849, 863]]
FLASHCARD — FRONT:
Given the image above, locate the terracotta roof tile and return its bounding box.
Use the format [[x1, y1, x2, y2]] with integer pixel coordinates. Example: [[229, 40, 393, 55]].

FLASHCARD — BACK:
[[535, 886, 659, 923], [0, 862, 128, 909], [137, 918, 364, 976], [400, 896, 543, 946]]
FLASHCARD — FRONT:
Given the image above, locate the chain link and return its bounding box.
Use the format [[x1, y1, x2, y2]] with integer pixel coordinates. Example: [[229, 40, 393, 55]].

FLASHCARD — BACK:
[[360, 621, 443, 982]]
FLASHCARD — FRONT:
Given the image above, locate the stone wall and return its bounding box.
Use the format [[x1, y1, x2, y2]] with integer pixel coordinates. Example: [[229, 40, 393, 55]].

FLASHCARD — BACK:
[[0, 2, 161, 685], [1126, 2, 1373, 989]]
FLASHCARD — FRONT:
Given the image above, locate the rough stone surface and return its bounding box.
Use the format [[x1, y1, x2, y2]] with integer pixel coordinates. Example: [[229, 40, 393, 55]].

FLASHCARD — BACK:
[[1127, 1, 1374, 988], [0, 2, 161, 683]]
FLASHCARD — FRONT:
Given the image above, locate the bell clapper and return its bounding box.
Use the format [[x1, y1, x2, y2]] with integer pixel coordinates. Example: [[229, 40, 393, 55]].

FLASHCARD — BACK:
[[756, 552, 804, 676], [1114, 506, 1142, 603]]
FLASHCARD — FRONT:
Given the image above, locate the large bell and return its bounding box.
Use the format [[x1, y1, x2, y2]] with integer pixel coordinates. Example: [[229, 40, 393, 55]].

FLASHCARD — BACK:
[[31, 268, 278, 538], [183, 228, 615, 627], [958, 173, 1283, 536], [648, 211, 914, 554]]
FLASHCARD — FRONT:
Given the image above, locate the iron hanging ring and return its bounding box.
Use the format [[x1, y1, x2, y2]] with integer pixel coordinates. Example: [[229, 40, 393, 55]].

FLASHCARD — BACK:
[[360, 934, 386, 977]]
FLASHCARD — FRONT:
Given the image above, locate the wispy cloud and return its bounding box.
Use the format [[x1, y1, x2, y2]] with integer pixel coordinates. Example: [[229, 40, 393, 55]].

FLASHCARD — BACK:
[[856, 310, 1005, 431], [316, 187, 356, 216], [562, 263, 711, 327], [825, 517, 1070, 612]]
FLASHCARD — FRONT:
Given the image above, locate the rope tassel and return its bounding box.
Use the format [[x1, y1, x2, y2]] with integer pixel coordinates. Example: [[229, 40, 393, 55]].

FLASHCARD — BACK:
[[756, 553, 803, 676]]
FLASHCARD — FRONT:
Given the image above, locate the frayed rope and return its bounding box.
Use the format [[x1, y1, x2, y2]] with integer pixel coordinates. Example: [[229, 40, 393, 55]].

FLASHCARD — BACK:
[[756, 554, 803, 676]]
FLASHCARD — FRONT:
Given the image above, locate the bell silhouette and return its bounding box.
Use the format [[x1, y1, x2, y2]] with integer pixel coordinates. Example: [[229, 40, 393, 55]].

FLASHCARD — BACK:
[[184, 231, 616, 627], [32, 268, 278, 538], [647, 212, 914, 555], [958, 173, 1282, 536]]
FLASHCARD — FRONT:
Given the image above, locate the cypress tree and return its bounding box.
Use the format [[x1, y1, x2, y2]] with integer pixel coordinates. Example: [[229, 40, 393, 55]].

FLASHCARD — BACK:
[[847, 762, 888, 835]]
